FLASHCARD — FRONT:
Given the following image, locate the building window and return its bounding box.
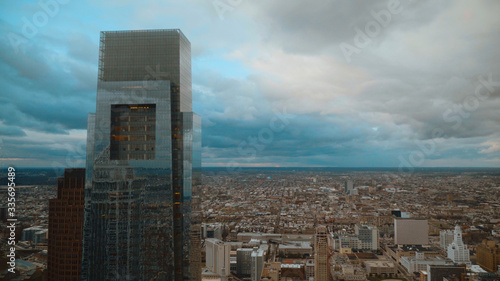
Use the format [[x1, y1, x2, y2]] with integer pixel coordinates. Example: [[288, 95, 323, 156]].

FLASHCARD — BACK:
[[110, 104, 156, 160]]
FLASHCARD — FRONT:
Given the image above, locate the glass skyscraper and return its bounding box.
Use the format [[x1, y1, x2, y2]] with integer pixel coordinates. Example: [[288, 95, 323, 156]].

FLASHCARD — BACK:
[[82, 29, 201, 281]]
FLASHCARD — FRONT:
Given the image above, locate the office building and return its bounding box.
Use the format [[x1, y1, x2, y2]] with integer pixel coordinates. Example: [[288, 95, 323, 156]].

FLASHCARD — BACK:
[[344, 181, 354, 194], [364, 260, 397, 277], [21, 226, 46, 243], [447, 226, 470, 265], [315, 225, 329, 281], [34, 229, 48, 244], [206, 238, 230, 277], [335, 224, 379, 251], [392, 210, 411, 218], [426, 264, 466, 281], [355, 224, 379, 250], [48, 168, 85, 280], [394, 218, 429, 245], [191, 183, 202, 281], [400, 253, 452, 274], [82, 29, 201, 280], [237, 248, 253, 277], [476, 239, 500, 272], [251, 247, 264, 281], [305, 259, 314, 279], [337, 234, 360, 250], [202, 223, 223, 240], [440, 229, 454, 250]]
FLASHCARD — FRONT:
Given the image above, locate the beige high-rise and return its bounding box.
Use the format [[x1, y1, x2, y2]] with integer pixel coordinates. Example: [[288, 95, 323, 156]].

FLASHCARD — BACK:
[[315, 225, 329, 281]]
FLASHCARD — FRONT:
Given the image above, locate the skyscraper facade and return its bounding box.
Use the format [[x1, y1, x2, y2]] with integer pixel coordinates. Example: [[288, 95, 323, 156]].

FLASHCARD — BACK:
[[447, 225, 471, 265], [315, 225, 329, 281], [82, 29, 201, 281], [205, 238, 230, 277], [48, 168, 85, 280], [251, 247, 264, 281], [440, 229, 454, 250]]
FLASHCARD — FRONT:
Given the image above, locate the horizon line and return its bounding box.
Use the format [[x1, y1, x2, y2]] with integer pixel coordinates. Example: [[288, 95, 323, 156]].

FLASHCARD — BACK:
[[2, 166, 500, 169]]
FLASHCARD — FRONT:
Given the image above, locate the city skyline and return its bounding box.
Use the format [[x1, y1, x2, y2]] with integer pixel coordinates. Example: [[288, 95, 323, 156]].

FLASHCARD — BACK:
[[1, 1, 500, 169], [2, 166, 499, 279]]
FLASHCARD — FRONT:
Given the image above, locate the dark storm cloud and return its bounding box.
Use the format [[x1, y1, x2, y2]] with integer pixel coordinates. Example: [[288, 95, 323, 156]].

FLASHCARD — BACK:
[[0, 103, 69, 135], [0, 41, 52, 80], [0, 20, 97, 134], [0, 125, 26, 137], [0, 78, 95, 133], [18, 97, 93, 130], [192, 71, 369, 162]]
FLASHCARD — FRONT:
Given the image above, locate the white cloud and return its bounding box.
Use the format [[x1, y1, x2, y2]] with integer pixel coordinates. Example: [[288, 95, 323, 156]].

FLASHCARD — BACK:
[[480, 141, 500, 154]]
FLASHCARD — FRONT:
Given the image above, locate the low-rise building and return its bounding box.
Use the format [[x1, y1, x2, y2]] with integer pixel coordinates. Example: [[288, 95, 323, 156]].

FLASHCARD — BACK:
[[400, 253, 452, 274], [364, 260, 397, 277], [426, 264, 466, 281]]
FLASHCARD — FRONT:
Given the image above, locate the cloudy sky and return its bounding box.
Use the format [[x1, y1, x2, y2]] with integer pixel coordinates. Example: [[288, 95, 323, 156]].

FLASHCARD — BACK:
[[1, 0, 500, 168]]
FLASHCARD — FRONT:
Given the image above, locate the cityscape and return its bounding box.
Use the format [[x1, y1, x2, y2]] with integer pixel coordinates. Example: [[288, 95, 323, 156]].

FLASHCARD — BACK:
[[0, 167, 500, 280], [1, 1, 500, 281]]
